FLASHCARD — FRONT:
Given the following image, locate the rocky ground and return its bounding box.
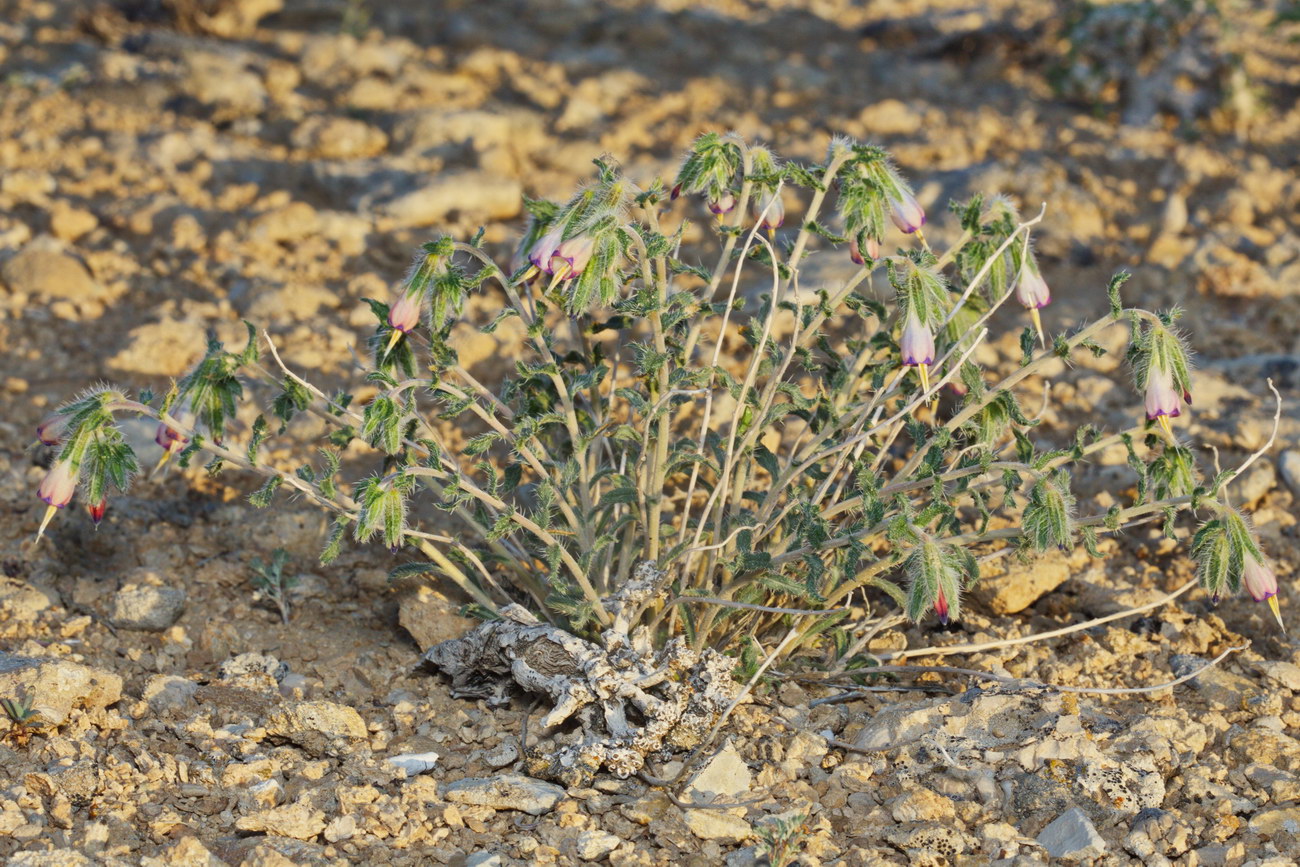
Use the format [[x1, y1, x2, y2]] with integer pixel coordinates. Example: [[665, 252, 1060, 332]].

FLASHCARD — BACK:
[[1, 0, 1300, 863]]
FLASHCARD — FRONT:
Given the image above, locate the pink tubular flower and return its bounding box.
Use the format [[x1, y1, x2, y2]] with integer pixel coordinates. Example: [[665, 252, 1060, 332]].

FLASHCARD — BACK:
[[528, 224, 566, 274], [36, 413, 69, 446], [1243, 552, 1284, 629], [1243, 553, 1278, 602], [550, 235, 595, 279], [901, 308, 936, 396], [707, 193, 736, 216], [752, 191, 785, 232], [1017, 264, 1051, 346], [900, 309, 935, 367], [38, 459, 77, 509], [387, 291, 421, 336], [1144, 363, 1181, 437], [888, 191, 926, 234], [155, 406, 195, 454], [1016, 266, 1051, 310], [35, 458, 78, 542]]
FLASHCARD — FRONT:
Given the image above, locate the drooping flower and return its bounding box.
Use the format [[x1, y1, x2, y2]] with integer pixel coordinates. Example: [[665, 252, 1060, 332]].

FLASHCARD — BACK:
[[152, 405, 195, 474], [36, 413, 69, 446], [35, 458, 78, 542], [1144, 362, 1182, 438], [901, 309, 937, 395], [1016, 260, 1052, 346], [550, 234, 596, 280], [901, 308, 935, 362], [752, 191, 784, 236], [528, 223, 567, 274], [384, 290, 422, 354], [1243, 552, 1284, 629], [888, 190, 926, 235], [38, 459, 77, 508], [707, 193, 736, 218]]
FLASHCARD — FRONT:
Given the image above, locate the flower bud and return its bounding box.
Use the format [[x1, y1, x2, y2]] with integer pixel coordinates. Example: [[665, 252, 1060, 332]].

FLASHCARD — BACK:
[[888, 191, 926, 234], [707, 193, 736, 216], [88, 497, 107, 526], [38, 459, 77, 509], [36, 413, 69, 446], [670, 183, 683, 201], [550, 235, 596, 280], [900, 309, 935, 367], [934, 587, 950, 625], [752, 191, 784, 232], [849, 237, 880, 266]]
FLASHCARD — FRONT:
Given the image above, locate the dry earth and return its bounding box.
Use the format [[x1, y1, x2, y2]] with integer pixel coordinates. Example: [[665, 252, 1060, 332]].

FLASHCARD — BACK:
[[1, 0, 1300, 864]]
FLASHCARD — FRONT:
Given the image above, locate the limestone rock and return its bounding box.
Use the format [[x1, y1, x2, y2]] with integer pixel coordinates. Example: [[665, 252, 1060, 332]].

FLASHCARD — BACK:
[[380, 172, 521, 227], [684, 809, 752, 842], [1278, 450, 1300, 497], [0, 579, 55, 622], [973, 549, 1090, 615], [235, 801, 326, 840], [143, 674, 199, 713], [442, 774, 566, 816], [112, 583, 187, 631], [574, 829, 621, 860], [0, 653, 122, 725], [292, 115, 388, 160], [387, 751, 440, 776], [1037, 807, 1106, 860], [686, 739, 752, 800], [265, 701, 367, 754], [2, 244, 103, 303]]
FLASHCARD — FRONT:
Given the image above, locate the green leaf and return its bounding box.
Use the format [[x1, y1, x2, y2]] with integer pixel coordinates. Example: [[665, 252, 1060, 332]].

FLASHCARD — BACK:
[[248, 476, 283, 508]]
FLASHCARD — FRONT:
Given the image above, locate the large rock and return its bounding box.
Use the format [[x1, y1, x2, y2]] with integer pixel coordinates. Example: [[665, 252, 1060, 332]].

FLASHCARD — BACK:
[[0, 579, 54, 622], [0, 653, 122, 725], [1037, 807, 1106, 859], [684, 809, 752, 842], [973, 549, 1092, 615], [112, 583, 187, 631], [398, 585, 475, 652], [380, 172, 522, 227], [1, 244, 103, 303], [685, 740, 752, 800], [265, 701, 367, 754], [442, 774, 566, 816], [292, 115, 388, 160], [235, 801, 326, 840]]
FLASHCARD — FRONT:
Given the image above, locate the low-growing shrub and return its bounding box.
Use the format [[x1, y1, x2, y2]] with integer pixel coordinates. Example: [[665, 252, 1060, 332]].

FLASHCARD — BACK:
[[32, 133, 1282, 680]]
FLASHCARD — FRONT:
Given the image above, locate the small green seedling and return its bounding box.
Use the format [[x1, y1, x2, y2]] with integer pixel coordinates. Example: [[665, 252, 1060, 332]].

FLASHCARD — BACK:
[[250, 548, 298, 624]]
